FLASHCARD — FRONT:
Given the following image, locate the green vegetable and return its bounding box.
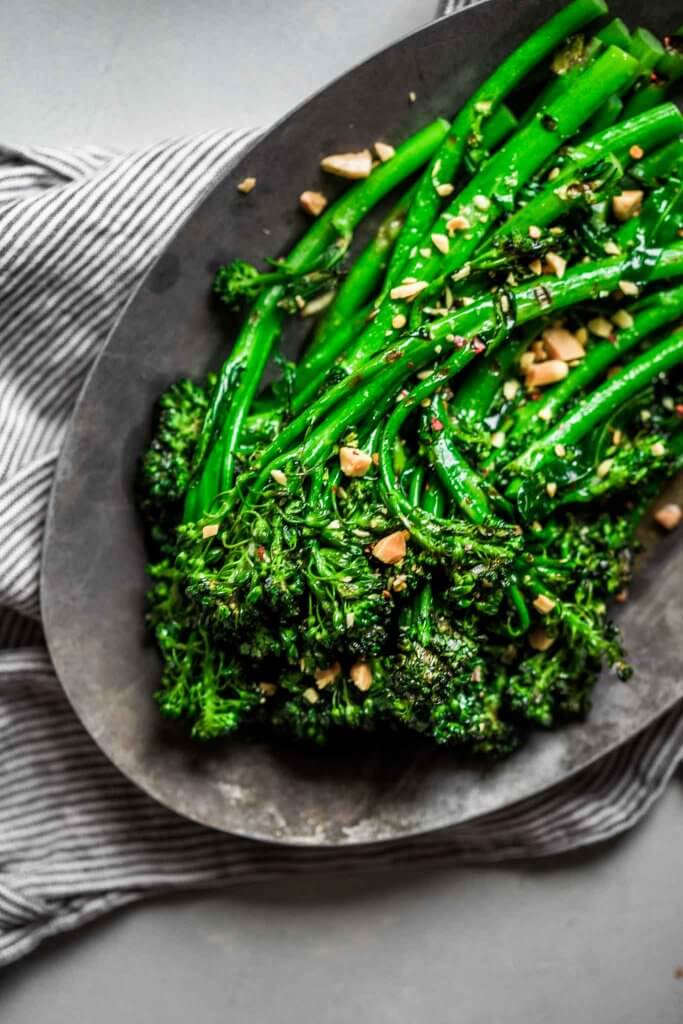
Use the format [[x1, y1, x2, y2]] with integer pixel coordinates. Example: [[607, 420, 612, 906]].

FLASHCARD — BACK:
[[139, 2, 683, 754]]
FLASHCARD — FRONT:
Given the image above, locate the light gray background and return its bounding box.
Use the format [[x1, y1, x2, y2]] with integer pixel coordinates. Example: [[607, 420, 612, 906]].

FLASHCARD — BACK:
[[1, 1, 682, 1020]]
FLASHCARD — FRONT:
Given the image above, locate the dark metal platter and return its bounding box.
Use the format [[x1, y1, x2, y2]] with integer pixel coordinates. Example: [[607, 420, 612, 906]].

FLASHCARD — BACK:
[[42, 0, 682, 845]]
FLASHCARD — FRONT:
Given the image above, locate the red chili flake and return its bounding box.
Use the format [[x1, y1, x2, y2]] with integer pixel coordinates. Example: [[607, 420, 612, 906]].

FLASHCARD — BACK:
[[381, 589, 392, 600], [530, 390, 541, 401], [452, 335, 466, 348], [471, 337, 486, 354], [675, 403, 683, 418], [431, 417, 444, 432], [399, 388, 409, 399], [385, 350, 402, 363], [650, 71, 660, 82], [256, 545, 267, 561]]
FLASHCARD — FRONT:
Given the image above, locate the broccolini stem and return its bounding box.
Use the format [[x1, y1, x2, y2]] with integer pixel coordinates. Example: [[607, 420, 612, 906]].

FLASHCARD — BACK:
[[340, 45, 640, 376], [386, 0, 608, 286], [425, 396, 495, 525], [245, 246, 683, 502], [506, 326, 683, 479], [183, 117, 450, 520], [504, 284, 683, 441], [495, 103, 683, 240]]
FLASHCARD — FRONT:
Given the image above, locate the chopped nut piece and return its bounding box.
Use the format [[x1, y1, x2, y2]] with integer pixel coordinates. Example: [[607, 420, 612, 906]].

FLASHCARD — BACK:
[[258, 682, 278, 697], [446, 215, 470, 234], [603, 240, 621, 256], [390, 280, 429, 301], [436, 183, 454, 197], [525, 359, 569, 387], [629, 144, 644, 160], [473, 194, 491, 211], [374, 141, 396, 162], [615, 589, 629, 604], [529, 627, 555, 652], [391, 574, 408, 592], [654, 503, 681, 530], [546, 481, 558, 497], [314, 662, 341, 689], [303, 688, 320, 704], [547, 166, 560, 182], [619, 279, 639, 297], [419, 247, 432, 258], [431, 232, 450, 254], [503, 379, 519, 401], [544, 251, 567, 278], [596, 458, 614, 479], [391, 313, 407, 330], [408, 90, 417, 103], [612, 428, 623, 445], [612, 189, 644, 222], [542, 326, 585, 362], [520, 352, 536, 372], [491, 431, 506, 449], [202, 523, 219, 539], [533, 594, 556, 614], [339, 445, 373, 478], [575, 326, 588, 345], [237, 176, 256, 193], [294, 294, 306, 310], [372, 530, 409, 565], [554, 444, 566, 458], [612, 309, 634, 329], [538, 407, 553, 422], [651, 441, 666, 457], [299, 190, 327, 216], [270, 469, 287, 486], [532, 340, 547, 360], [301, 291, 335, 317], [350, 662, 373, 692], [588, 316, 614, 339], [529, 258, 543, 275], [528, 224, 542, 240], [320, 149, 373, 179]]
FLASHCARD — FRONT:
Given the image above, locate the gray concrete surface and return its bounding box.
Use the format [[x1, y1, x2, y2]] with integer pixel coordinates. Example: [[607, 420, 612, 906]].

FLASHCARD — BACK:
[[1, 1, 682, 1020]]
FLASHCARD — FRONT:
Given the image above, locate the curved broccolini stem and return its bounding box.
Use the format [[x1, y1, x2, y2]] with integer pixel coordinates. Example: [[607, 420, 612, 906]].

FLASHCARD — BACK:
[[183, 116, 450, 521], [295, 189, 415, 399], [426, 396, 496, 524], [243, 245, 683, 504], [340, 45, 640, 376], [506, 326, 683, 479], [503, 284, 683, 443], [494, 103, 683, 240], [385, 0, 608, 288], [451, 324, 538, 428]]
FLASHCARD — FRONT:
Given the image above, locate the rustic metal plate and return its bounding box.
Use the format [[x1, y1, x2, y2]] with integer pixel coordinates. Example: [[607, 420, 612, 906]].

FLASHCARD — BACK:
[[42, 0, 682, 845]]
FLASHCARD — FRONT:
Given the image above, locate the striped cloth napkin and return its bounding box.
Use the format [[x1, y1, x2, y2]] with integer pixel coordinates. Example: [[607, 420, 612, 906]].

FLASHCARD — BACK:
[[1, 0, 681, 969]]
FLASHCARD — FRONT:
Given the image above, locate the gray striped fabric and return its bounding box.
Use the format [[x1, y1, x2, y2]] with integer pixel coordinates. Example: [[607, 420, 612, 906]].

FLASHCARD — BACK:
[[1, 1, 682, 969]]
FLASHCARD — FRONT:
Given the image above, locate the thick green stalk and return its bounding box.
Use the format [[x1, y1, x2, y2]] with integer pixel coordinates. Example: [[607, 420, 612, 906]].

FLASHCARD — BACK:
[[249, 245, 683, 494], [452, 326, 537, 428], [386, 0, 609, 285], [504, 285, 683, 440], [494, 104, 683, 240], [427, 397, 493, 523], [340, 46, 640, 376], [506, 326, 683, 477], [183, 116, 450, 520]]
